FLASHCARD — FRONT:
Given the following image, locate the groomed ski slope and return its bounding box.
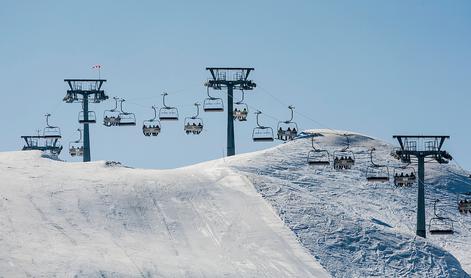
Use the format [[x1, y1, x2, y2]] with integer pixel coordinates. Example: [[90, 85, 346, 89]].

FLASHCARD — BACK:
[[225, 130, 471, 277], [0, 151, 329, 277]]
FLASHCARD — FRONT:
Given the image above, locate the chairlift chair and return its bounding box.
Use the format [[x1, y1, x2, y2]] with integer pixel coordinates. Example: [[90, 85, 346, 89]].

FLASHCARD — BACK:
[[393, 166, 417, 187], [43, 114, 61, 139], [233, 90, 249, 121], [333, 134, 355, 170], [184, 103, 204, 135], [277, 106, 298, 141], [366, 148, 390, 182], [142, 106, 161, 136], [103, 97, 122, 127], [159, 92, 179, 121], [429, 199, 454, 235], [69, 129, 84, 157], [252, 111, 274, 142], [307, 137, 330, 165], [203, 87, 224, 112], [117, 99, 136, 126], [457, 192, 471, 214], [78, 111, 97, 124]]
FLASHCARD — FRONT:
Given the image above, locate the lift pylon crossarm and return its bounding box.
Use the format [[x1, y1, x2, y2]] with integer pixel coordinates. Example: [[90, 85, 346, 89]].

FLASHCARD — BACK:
[[206, 67, 254, 82], [393, 135, 452, 164]]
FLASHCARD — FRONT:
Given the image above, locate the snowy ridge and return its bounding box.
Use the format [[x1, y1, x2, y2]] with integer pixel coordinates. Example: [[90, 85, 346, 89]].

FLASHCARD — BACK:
[[0, 151, 328, 277], [226, 130, 471, 277]]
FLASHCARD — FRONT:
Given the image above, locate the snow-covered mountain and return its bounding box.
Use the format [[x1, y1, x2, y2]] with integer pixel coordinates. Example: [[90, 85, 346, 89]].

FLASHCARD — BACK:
[[0, 129, 470, 277]]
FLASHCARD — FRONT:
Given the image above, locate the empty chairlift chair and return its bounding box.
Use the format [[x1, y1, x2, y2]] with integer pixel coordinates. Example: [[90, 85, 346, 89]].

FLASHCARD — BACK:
[[43, 113, 61, 139], [457, 192, 471, 215], [117, 99, 136, 126], [142, 106, 161, 137], [233, 90, 249, 121], [184, 103, 204, 135], [393, 166, 417, 187], [333, 134, 355, 170], [429, 199, 454, 235], [252, 111, 274, 142], [103, 97, 122, 127], [69, 128, 84, 157], [203, 87, 224, 112], [307, 136, 330, 165], [78, 110, 97, 124], [277, 106, 298, 141], [159, 92, 179, 121], [365, 148, 390, 182]]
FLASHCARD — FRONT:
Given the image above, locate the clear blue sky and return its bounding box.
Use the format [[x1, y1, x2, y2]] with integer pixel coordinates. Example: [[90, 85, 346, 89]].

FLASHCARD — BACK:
[[1, 1, 470, 169]]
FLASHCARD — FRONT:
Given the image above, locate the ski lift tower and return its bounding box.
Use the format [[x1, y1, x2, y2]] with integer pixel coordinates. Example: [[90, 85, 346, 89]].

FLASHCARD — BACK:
[[63, 79, 108, 162], [392, 135, 452, 238], [205, 67, 256, 156]]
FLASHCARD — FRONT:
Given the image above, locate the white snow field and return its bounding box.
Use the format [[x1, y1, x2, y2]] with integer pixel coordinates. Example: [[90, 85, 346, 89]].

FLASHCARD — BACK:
[[0, 150, 329, 277], [1, 129, 470, 277]]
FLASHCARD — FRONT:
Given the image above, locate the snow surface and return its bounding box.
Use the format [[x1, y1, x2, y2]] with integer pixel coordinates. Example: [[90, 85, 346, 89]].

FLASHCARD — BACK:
[[225, 130, 471, 277], [1, 129, 471, 277], [0, 150, 328, 277]]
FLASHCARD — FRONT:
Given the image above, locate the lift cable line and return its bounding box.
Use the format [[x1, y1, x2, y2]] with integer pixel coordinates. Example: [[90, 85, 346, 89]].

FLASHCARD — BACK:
[[63, 79, 108, 162], [392, 135, 453, 238], [205, 67, 256, 156], [257, 85, 335, 132]]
